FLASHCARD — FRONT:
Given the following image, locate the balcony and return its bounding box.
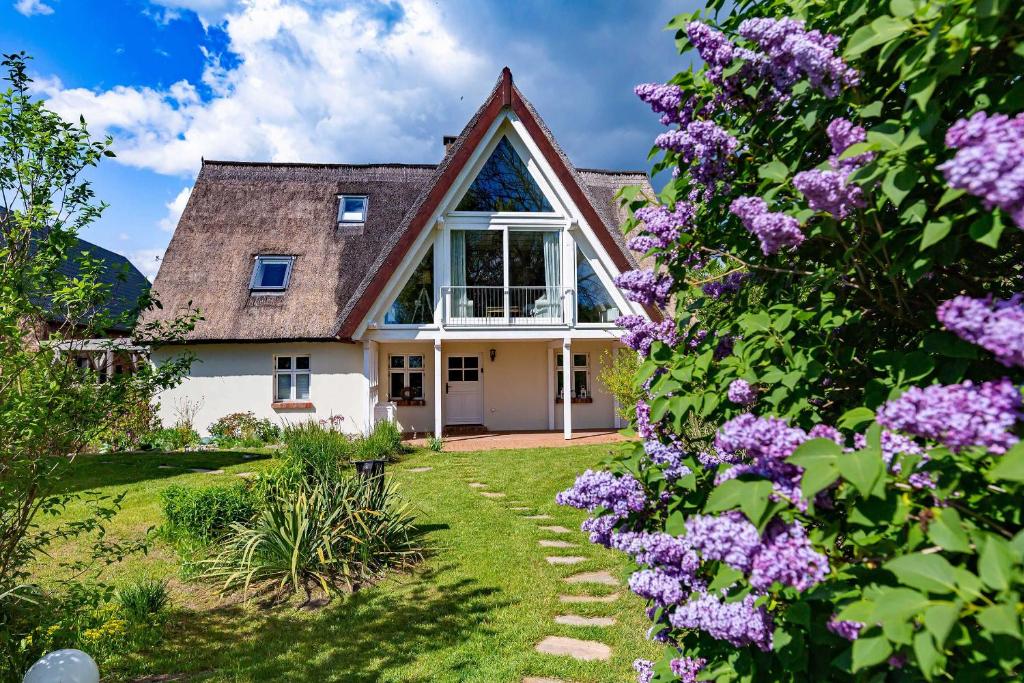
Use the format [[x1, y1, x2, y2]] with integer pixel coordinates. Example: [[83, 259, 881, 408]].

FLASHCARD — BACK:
[[442, 286, 571, 326]]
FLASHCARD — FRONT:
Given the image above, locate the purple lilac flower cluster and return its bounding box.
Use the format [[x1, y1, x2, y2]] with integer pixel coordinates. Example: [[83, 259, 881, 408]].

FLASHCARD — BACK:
[[644, 440, 692, 480], [937, 294, 1024, 368], [670, 592, 774, 651], [876, 379, 1022, 454], [808, 423, 845, 445], [939, 111, 1024, 228], [556, 469, 647, 515], [634, 83, 685, 125], [702, 271, 748, 298], [618, 315, 678, 357], [730, 196, 805, 255], [684, 512, 761, 572], [633, 659, 655, 683], [714, 413, 810, 505], [671, 656, 707, 683], [614, 269, 673, 308], [828, 616, 864, 641], [727, 378, 757, 405], [655, 121, 740, 187], [793, 118, 871, 219], [736, 18, 858, 98], [628, 202, 696, 253], [749, 521, 829, 591]]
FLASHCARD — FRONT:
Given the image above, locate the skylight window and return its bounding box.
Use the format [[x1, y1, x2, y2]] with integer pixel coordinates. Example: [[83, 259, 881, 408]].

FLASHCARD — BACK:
[[250, 255, 294, 292], [338, 195, 368, 223]]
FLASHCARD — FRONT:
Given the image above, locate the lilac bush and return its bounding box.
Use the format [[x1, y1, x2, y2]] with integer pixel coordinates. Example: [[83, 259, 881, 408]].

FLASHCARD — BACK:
[[559, 2, 1024, 681]]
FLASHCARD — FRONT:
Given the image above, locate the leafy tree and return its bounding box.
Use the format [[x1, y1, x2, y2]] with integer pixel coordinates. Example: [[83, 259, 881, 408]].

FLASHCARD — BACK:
[[559, 2, 1024, 681], [0, 52, 196, 673]]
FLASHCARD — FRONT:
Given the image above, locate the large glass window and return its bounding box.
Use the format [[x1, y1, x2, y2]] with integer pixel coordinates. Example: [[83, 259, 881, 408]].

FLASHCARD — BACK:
[[455, 136, 554, 212], [385, 247, 434, 324], [576, 247, 620, 323]]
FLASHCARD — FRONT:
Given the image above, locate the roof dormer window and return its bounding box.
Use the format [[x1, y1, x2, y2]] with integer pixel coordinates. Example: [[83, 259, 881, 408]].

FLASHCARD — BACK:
[[250, 255, 294, 292], [338, 195, 368, 223]]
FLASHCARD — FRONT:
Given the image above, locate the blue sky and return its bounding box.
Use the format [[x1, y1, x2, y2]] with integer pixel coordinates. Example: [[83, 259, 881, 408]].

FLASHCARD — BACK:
[[2, 0, 700, 278]]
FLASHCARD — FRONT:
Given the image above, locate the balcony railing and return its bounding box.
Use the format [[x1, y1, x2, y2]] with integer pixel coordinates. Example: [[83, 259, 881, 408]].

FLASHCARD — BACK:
[[442, 286, 571, 326]]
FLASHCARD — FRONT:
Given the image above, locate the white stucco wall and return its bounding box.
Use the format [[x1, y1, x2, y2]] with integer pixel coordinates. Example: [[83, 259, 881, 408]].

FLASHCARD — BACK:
[[151, 342, 366, 437]]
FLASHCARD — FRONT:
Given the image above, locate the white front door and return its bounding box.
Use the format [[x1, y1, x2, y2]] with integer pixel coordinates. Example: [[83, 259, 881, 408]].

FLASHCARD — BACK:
[[444, 354, 484, 425]]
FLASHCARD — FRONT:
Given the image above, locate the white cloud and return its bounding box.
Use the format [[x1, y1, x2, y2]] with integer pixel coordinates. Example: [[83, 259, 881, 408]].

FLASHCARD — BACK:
[[129, 247, 166, 281], [118, 232, 130, 241], [14, 0, 54, 17], [158, 187, 192, 232], [38, 0, 487, 176]]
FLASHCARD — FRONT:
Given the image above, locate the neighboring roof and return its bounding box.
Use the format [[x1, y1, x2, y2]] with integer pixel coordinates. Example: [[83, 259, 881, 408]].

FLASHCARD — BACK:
[[143, 68, 654, 343], [59, 237, 151, 331]]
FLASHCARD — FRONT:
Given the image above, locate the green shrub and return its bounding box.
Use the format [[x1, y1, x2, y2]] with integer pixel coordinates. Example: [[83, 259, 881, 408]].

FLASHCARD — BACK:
[[280, 419, 354, 484], [115, 579, 169, 623], [427, 436, 443, 452], [208, 411, 281, 447], [201, 475, 422, 600], [159, 483, 259, 542], [355, 420, 404, 461], [143, 424, 200, 451]]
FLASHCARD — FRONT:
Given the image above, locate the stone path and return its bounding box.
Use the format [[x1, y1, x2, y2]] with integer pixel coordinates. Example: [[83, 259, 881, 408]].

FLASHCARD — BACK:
[[535, 636, 611, 661], [406, 466, 433, 473], [453, 465, 621, 677]]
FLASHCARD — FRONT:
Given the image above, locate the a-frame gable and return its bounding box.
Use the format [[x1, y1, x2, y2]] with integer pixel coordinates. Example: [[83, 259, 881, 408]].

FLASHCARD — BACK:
[[335, 67, 650, 340]]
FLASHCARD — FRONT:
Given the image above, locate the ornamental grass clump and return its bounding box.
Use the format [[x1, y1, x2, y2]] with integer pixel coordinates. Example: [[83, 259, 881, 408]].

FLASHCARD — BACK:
[[200, 475, 422, 602], [561, 2, 1024, 681]]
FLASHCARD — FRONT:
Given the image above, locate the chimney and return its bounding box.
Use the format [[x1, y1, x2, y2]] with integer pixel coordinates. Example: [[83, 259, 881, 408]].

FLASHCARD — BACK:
[[443, 135, 458, 155]]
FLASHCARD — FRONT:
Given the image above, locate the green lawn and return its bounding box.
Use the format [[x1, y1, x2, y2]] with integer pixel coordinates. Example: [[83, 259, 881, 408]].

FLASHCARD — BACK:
[[34, 445, 659, 682]]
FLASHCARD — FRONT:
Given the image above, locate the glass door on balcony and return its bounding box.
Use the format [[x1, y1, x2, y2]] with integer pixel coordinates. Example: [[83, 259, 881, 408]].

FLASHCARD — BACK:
[[449, 228, 561, 324]]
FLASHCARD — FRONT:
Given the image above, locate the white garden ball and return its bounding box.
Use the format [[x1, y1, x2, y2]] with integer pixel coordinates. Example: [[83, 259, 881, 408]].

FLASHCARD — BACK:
[[23, 649, 99, 683]]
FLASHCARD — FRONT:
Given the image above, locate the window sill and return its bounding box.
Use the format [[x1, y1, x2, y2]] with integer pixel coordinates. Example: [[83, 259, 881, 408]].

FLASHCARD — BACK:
[[272, 401, 314, 410], [390, 399, 426, 407], [555, 397, 593, 404]]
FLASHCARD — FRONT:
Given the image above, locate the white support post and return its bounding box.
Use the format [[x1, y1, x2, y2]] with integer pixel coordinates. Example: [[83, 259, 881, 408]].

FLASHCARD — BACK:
[[362, 341, 377, 437], [547, 346, 556, 430], [433, 339, 443, 438], [562, 338, 572, 440]]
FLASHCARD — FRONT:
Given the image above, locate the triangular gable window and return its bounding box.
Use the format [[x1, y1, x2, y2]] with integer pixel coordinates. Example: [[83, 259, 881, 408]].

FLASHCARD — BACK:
[[384, 246, 434, 324], [455, 136, 553, 212], [576, 247, 620, 323]]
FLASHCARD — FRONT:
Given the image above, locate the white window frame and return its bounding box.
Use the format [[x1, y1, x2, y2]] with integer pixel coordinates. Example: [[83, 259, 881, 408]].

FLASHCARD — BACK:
[[338, 195, 369, 223], [250, 255, 295, 292], [555, 352, 590, 400], [387, 353, 425, 401], [274, 354, 311, 402]]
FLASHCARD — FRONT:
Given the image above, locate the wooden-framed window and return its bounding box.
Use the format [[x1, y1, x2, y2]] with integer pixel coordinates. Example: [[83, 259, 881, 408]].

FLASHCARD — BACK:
[[556, 353, 591, 401], [274, 355, 310, 401], [388, 354, 424, 401]]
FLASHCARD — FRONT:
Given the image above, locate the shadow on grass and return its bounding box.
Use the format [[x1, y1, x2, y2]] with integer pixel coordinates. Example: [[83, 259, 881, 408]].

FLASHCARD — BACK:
[[54, 451, 274, 495], [134, 563, 505, 682]]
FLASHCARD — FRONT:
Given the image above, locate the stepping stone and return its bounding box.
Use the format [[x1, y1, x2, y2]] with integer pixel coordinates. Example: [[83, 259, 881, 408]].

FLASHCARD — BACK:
[[468, 482, 488, 488], [509, 506, 532, 511], [406, 466, 432, 472], [539, 540, 576, 548], [524, 514, 552, 520], [564, 571, 619, 586], [538, 525, 571, 534], [236, 471, 255, 479], [535, 636, 611, 662], [481, 492, 506, 499], [555, 615, 616, 627], [157, 465, 176, 469], [242, 454, 259, 459], [559, 593, 620, 604], [546, 556, 587, 565], [523, 679, 567, 683], [189, 468, 224, 474]]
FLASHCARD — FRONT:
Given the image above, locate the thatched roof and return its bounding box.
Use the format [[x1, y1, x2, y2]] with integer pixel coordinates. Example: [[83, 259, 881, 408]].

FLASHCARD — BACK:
[[144, 70, 653, 343]]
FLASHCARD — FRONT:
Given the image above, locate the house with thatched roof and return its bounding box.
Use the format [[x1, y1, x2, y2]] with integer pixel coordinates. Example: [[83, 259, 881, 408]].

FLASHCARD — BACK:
[[145, 68, 657, 439]]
